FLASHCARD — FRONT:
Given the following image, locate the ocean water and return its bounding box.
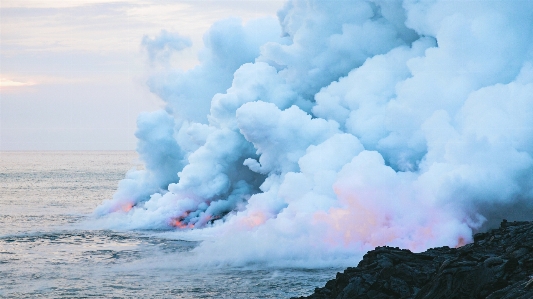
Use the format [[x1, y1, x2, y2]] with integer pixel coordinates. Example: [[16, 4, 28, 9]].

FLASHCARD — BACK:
[[0, 151, 339, 298]]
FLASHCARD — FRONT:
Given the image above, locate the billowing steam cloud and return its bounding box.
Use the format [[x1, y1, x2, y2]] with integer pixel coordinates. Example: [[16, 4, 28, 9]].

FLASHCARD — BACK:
[[142, 30, 192, 64], [96, 0, 533, 266]]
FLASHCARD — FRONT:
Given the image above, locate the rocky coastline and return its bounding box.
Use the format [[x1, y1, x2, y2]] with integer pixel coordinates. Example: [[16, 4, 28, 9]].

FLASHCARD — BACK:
[[295, 220, 533, 299]]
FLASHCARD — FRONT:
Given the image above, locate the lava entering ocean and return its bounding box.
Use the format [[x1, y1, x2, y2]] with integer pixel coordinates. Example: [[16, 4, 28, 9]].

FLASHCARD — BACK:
[[95, 0, 533, 266]]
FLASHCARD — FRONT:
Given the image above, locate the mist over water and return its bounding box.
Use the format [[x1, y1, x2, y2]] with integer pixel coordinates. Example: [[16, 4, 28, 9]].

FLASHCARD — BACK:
[[0, 152, 335, 298], [95, 0, 533, 267]]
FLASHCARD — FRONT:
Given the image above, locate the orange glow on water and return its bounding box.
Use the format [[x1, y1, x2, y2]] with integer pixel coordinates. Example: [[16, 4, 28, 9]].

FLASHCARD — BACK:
[[240, 212, 268, 228], [313, 186, 446, 252], [314, 200, 389, 249]]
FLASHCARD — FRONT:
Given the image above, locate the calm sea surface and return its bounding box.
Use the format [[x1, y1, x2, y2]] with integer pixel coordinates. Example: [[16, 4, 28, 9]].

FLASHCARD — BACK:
[[0, 151, 339, 298]]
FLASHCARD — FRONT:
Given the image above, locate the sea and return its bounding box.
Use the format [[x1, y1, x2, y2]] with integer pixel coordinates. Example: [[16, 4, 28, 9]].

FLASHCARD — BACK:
[[0, 151, 340, 298]]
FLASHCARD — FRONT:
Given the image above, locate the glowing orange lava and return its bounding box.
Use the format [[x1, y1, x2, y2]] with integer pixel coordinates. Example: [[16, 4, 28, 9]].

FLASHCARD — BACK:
[[170, 211, 194, 229], [170, 219, 194, 229], [455, 237, 467, 248], [110, 201, 135, 213], [121, 203, 134, 212]]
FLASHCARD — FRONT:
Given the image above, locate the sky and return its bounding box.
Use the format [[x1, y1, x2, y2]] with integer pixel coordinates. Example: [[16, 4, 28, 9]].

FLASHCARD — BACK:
[[0, 0, 284, 150]]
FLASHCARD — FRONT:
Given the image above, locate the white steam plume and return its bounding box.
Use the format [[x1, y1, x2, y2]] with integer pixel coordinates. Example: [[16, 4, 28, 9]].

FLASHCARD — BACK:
[[95, 0, 533, 267], [142, 30, 192, 64]]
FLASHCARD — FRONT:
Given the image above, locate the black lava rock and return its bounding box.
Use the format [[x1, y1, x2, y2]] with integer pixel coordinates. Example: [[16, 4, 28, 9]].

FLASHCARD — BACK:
[[295, 220, 533, 299]]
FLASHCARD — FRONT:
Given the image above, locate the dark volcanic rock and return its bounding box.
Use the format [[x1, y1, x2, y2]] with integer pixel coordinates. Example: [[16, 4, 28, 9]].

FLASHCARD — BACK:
[[295, 220, 533, 299]]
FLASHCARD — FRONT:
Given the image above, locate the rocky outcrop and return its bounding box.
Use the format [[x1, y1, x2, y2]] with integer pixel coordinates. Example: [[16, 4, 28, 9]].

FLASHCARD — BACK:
[[295, 220, 533, 299]]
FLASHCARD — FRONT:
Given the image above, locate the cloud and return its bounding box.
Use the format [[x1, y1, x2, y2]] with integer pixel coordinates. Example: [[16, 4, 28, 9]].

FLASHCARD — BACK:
[[0, 78, 35, 88], [141, 30, 192, 64], [0, 0, 131, 8]]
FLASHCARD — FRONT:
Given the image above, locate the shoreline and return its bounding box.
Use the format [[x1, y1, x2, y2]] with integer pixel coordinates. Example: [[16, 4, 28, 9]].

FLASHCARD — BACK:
[[296, 220, 533, 299]]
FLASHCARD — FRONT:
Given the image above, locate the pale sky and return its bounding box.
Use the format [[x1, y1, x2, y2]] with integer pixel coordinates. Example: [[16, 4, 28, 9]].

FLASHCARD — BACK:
[[0, 0, 284, 150]]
